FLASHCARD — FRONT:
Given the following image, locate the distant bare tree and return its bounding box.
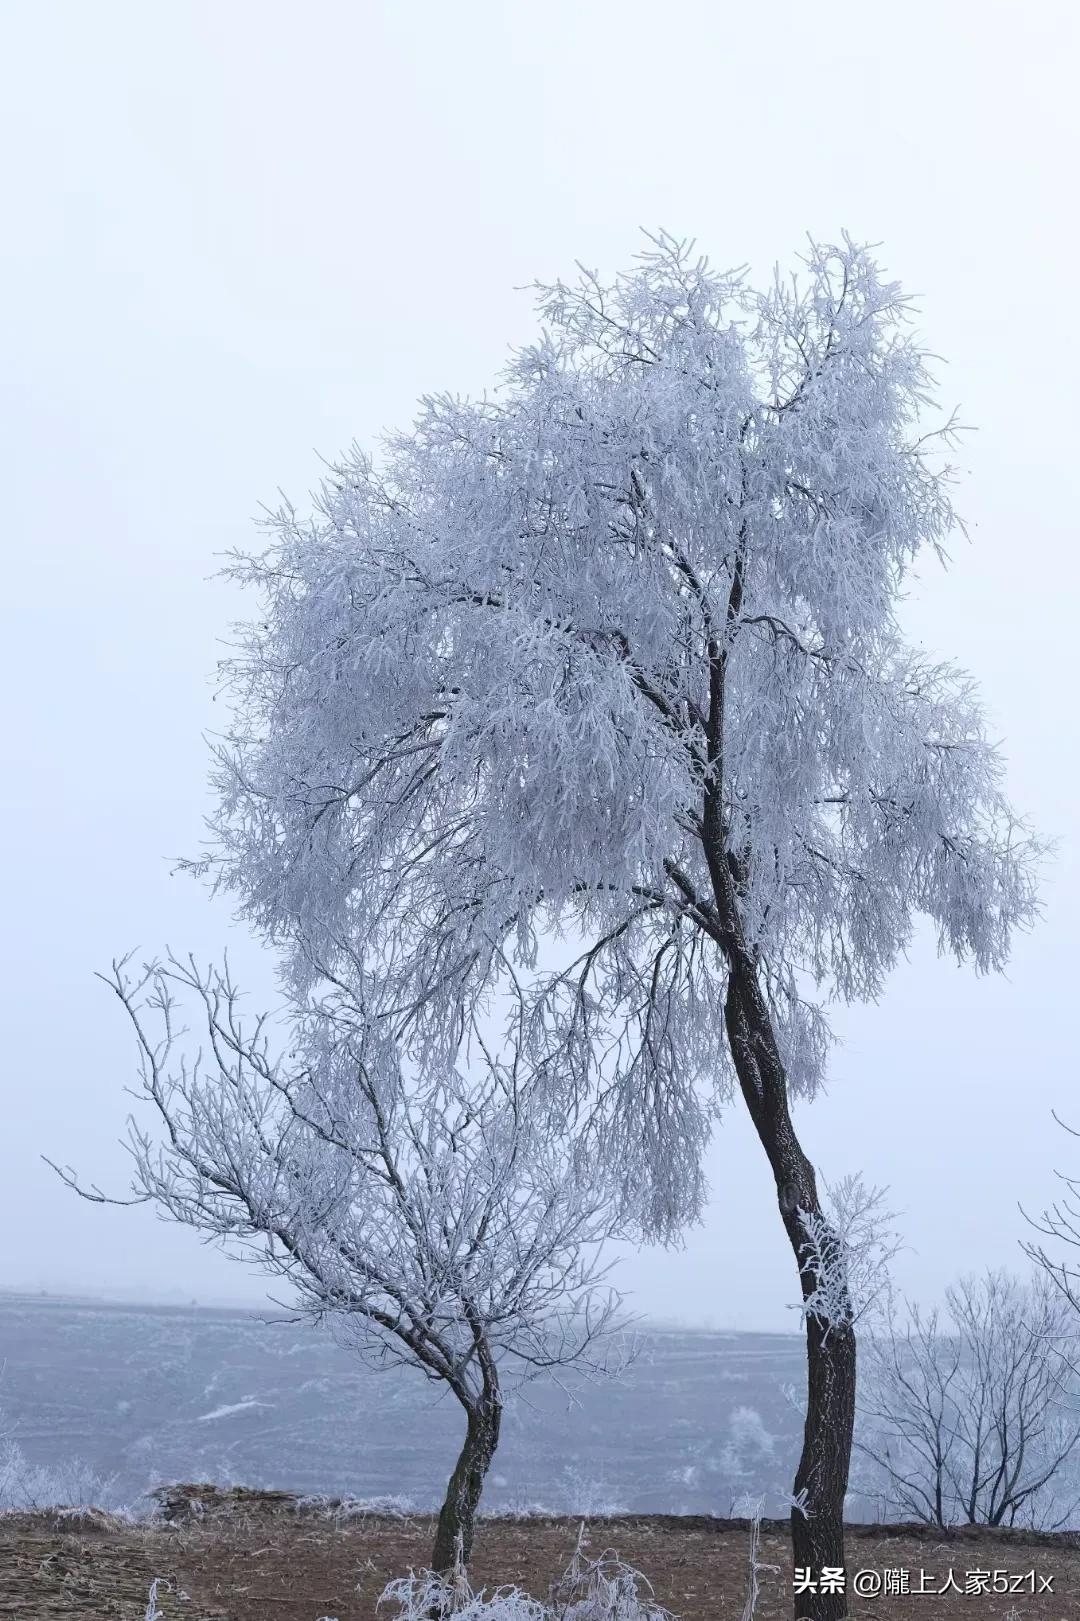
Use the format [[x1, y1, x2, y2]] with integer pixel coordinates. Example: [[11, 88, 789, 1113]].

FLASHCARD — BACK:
[[49, 952, 622, 1573], [1022, 1113, 1080, 1344], [855, 1270, 1080, 1530]]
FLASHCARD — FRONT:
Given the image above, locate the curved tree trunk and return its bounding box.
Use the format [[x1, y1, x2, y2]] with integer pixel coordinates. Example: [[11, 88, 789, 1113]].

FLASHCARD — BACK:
[[725, 969, 856, 1621], [696, 527, 858, 1616], [430, 1395, 502, 1575]]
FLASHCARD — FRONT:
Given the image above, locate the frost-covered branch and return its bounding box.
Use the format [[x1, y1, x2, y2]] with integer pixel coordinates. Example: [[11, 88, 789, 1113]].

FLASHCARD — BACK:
[[795, 1174, 901, 1336]]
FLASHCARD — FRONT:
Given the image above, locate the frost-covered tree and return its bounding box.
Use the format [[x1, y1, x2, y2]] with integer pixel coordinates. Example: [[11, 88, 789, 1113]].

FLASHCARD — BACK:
[[51, 952, 621, 1572], [855, 1271, 1080, 1530], [192, 233, 1041, 1617]]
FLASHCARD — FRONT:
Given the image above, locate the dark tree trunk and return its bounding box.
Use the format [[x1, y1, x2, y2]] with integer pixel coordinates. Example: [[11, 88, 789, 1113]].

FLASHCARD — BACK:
[[724, 968, 857, 1621], [430, 1396, 502, 1575], [792, 1314, 856, 1620], [693, 509, 858, 1616]]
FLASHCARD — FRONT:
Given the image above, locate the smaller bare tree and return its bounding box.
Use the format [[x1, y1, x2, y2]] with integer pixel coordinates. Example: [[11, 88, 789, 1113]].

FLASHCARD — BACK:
[[49, 953, 623, 1573], [854, 1270, 1080, 1530]]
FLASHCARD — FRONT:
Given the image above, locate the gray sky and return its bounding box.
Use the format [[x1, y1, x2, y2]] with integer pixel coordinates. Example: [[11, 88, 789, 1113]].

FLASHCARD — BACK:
[[2, 0, 1077, 1331]]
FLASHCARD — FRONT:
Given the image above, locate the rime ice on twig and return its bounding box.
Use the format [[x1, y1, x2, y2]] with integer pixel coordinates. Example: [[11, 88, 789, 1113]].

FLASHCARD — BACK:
[[795, 1173, 901, 1336]]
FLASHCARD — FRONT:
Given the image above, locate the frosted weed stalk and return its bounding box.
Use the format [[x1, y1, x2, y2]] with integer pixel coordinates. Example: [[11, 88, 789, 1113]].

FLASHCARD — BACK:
[[731, 1496, 779, 1621]]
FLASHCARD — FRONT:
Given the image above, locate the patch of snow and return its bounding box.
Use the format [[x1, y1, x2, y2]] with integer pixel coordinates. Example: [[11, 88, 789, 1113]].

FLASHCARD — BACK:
[[195, 1400, 272, 1422]]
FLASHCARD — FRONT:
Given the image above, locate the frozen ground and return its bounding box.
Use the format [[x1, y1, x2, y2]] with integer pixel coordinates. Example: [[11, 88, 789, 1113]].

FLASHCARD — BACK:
[[0, 1294, 807, 1515]]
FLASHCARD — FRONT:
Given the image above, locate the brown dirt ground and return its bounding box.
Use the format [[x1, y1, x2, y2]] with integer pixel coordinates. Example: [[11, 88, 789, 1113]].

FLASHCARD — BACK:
[[2, 1487, 1079, 1621]]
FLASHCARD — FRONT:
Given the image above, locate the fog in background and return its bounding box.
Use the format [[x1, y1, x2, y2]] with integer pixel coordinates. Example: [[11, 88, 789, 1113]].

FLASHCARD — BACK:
[[2, 1, 1077, 1331]]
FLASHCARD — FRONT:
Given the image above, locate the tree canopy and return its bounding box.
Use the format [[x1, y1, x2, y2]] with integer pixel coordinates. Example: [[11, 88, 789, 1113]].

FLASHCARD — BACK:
[[199, 233, 1040, 1237]]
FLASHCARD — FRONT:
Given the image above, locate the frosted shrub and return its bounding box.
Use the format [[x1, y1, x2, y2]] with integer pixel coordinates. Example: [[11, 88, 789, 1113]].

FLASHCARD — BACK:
[[380, 1528, 674, 1620], [555, 1463, 628, 1517], [720, 1406, 777, 1478], [379, 1570, 547, 1621], [0, 1431, 118, 1515], [547, 1530, 674, 1620], [294, 1491, 418, 1522]]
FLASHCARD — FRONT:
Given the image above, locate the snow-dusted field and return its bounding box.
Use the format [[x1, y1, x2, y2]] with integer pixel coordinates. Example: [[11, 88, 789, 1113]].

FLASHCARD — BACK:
[[0, 1295, 806, 1515]]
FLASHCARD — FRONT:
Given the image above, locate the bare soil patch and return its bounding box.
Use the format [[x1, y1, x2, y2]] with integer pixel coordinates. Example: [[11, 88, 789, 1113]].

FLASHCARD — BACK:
[[2, 1487, 1079, 1620]]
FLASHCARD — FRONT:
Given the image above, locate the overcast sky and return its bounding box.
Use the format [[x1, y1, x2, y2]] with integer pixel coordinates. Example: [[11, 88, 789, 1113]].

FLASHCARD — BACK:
[[2, 0, 1077, 1332]]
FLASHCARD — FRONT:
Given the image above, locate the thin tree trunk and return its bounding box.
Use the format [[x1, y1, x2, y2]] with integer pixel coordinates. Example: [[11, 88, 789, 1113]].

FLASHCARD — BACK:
[[430, 1397, 502, 1574], [725, 970, 856, 1621]]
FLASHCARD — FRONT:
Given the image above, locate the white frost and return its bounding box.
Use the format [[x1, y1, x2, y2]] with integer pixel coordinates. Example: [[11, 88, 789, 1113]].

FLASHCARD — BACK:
[[195, 1400, 272, 1423]]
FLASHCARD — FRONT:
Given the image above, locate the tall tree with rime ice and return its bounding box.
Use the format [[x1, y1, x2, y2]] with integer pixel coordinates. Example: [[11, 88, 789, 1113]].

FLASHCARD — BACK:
[[195, 233, 1042, 1620]]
